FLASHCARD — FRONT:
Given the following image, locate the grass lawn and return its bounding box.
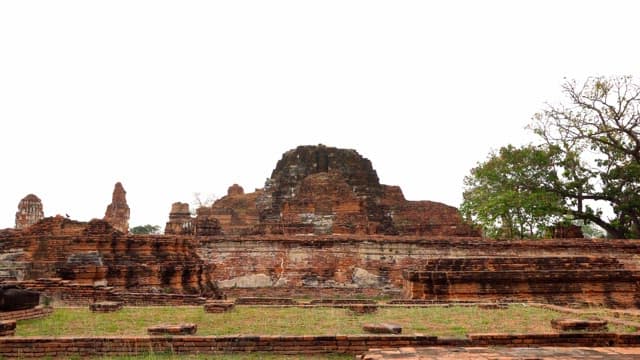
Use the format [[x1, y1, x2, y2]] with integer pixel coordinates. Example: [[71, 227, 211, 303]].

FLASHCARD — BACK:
[[15, 304, 633, 338]]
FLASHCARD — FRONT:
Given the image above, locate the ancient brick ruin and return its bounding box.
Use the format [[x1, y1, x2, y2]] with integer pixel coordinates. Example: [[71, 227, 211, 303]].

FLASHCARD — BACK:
[[164, 202, 223, 236], [185, 145, 479, 236], [103, 182, 130, 233], [164, 202, 192, 235], [14, 194, 44, 230], [208, 184, 262, 235], [1, 216, 216, 295], [1, 144, 639, 310], [402, 256, 640, 308]]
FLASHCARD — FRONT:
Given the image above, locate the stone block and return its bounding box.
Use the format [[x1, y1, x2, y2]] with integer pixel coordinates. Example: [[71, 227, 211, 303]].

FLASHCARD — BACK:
[[551, 318, 608, 331], [147, 323, 197, 335], [363, 323, 402, 334], [89, 301, 123, 312], [204, 300, 235, 313]]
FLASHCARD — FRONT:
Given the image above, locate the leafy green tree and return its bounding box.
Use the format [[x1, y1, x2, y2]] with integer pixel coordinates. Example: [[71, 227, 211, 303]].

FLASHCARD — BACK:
[[463, 76, 640, 239], [531, 76, 640, 238], [461, 145, 565, 238], [130, 224, 161, 235]]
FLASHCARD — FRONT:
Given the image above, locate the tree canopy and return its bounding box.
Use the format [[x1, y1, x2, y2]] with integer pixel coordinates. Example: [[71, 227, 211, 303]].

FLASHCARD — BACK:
[[130, 224, 161, 235], [461, 145, 565, 239], [462, 76, 640, 239]]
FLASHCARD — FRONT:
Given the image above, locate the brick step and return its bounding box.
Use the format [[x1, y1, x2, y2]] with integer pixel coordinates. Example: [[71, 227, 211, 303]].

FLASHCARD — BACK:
[[411, 257, 625, 272], [404, 270, 640, 283]]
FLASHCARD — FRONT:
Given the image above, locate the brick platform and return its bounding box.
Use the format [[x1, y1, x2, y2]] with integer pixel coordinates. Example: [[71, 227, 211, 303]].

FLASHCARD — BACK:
[[234, 297, 298, 305], [551, 318, 608, 331], [0, 305, 52, 321], [403, 256, 640, 308], [1, 333, 640, 358], [5, 223, 640, 303], [116, 292, 207, 306]]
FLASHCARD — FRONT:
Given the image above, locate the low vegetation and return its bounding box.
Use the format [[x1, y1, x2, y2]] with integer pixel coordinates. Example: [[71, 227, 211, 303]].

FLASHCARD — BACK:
[[16, 304, 633, 338]]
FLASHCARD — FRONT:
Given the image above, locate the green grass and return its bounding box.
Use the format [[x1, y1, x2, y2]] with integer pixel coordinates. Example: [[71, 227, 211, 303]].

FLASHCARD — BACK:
[[16, 304, 631, 338]]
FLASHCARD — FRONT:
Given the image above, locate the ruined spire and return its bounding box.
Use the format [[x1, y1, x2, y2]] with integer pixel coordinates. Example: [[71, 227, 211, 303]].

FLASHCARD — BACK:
[[15, 194, 44, 229], [103, 182, 130, 233]]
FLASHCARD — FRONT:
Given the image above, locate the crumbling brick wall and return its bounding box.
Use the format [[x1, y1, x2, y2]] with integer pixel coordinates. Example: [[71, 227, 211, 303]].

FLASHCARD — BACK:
[[402, 256, 640, 308]]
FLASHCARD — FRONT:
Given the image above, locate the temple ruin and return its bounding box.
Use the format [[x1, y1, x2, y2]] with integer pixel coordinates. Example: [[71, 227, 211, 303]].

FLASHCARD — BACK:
[[14, 194, 44, 230], [187, 145, 479, 236], [0, 144, 638, 309], [103, 182, 130, 233]]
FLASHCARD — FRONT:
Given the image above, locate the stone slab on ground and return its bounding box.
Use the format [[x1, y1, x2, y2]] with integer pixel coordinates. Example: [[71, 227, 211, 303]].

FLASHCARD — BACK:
[[89, 301, 123, 312], [0, 320, 16, 337], [147, 323, 197, 335], [360, 346, 640, 359], [551, 318, 608, 331], [204, 300, 235, 313], [363, 323, 402, 334]]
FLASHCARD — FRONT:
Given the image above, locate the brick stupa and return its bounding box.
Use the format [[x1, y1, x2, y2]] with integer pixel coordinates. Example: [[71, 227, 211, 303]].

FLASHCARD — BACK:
[[173, 144, 479, 236], [103, 182, 130, 233], [15, 194, 44, 230]]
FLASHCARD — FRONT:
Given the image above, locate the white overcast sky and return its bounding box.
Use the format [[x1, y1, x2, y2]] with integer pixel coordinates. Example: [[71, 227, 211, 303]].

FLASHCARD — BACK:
[[1, 1, 639, 229]]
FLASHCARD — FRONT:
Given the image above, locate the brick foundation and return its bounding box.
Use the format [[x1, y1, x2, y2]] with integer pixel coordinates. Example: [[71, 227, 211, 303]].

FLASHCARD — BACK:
[[551, 318, 608, 331], [402, 257, 640, 308], [1, 279, 208, 306], [1, 333, 640, 358], [0, 306, 52, 321], [5, 233, 640, 307], [115, 292, 207, 306], [234, 297, 297, 305]]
